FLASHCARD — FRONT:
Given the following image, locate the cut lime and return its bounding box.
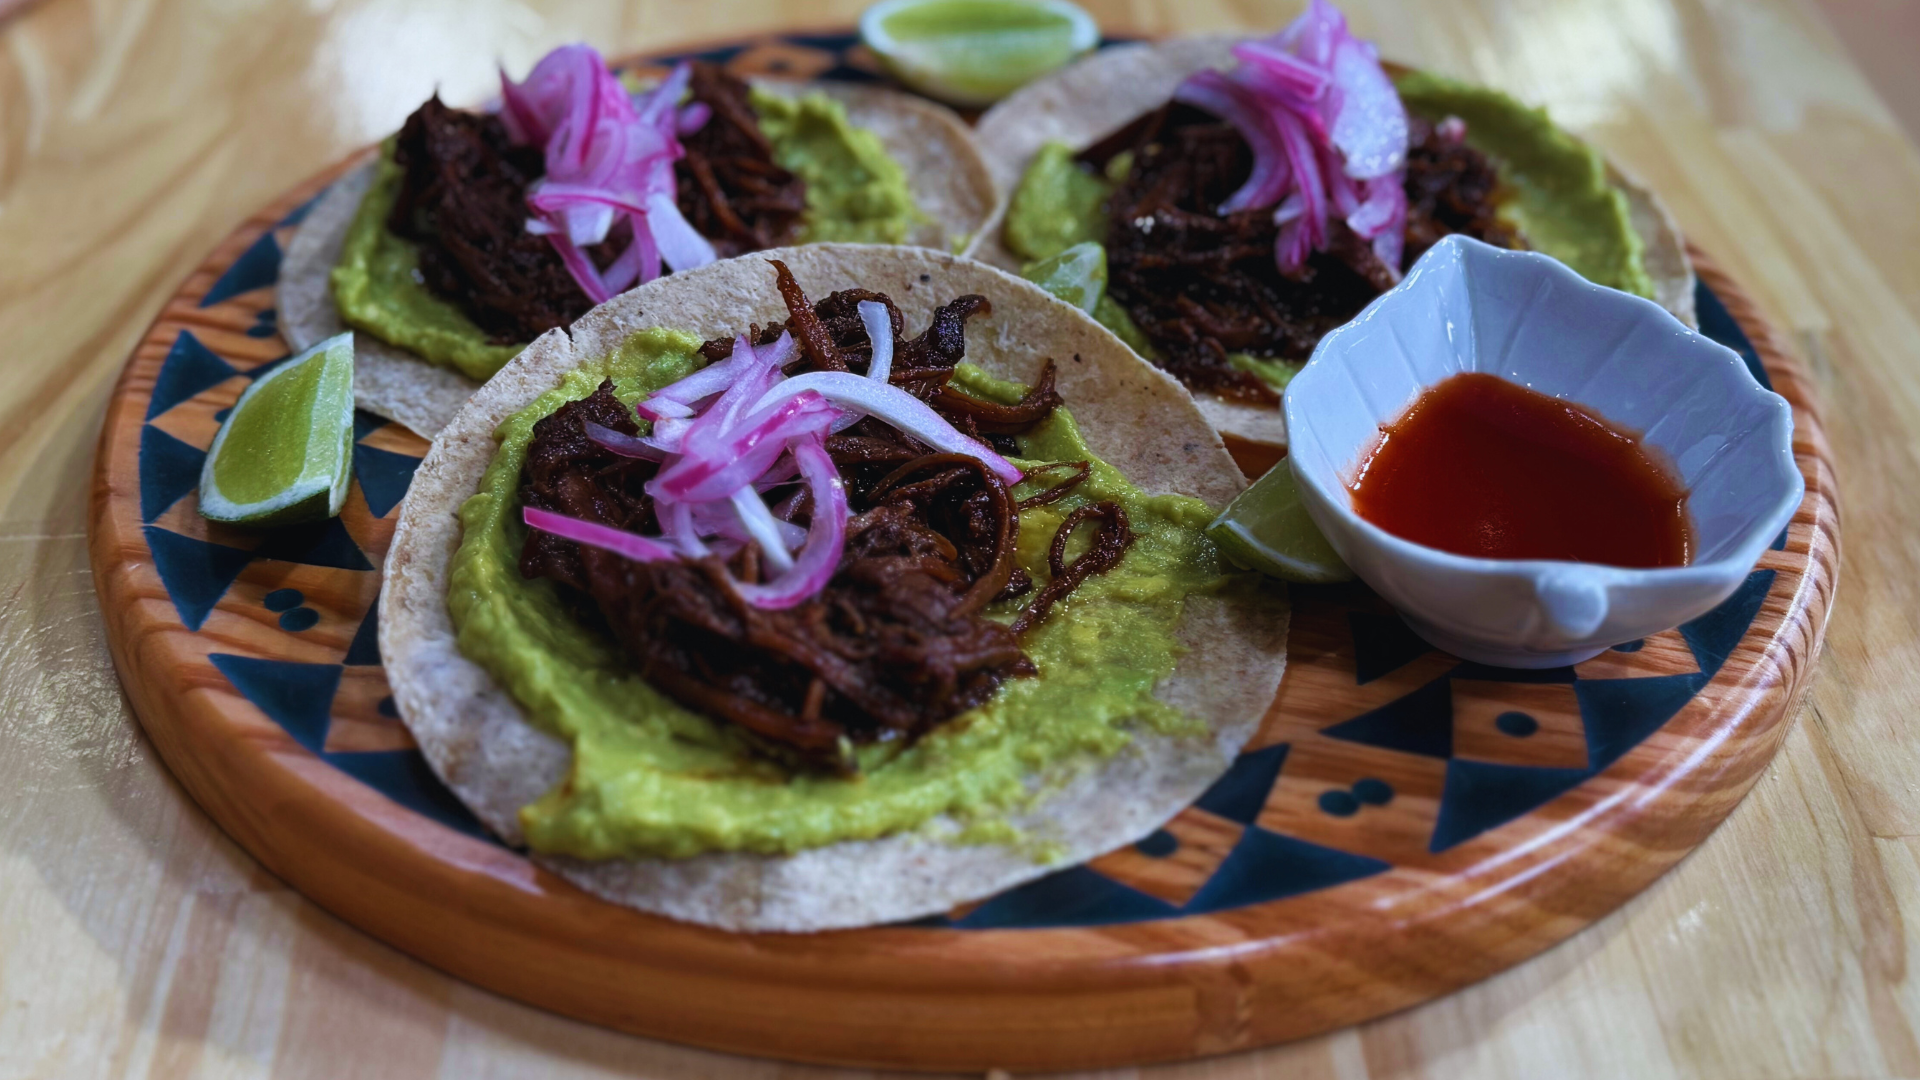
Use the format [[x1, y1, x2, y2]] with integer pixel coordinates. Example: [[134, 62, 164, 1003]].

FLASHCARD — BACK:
[[861, 0, 1099, 108], [1208, 461, 1355, 584], [1021, 240, 1107, 315], [198, 332, 355, 527]]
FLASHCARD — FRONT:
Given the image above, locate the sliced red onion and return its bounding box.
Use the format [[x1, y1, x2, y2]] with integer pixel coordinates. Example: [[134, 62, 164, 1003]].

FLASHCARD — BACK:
[[753, 372, 1024, 485], [523, 506, 680, 562], [729, 487, 798, 573], [502, 49, 712, 302], [583, 420, 667, 460], [651, 391, 839, 502], [729, 438, 848, 611], [858, 300, 894, 384], [647, 191, 718, 272], [1174, 0, 1408, 279]]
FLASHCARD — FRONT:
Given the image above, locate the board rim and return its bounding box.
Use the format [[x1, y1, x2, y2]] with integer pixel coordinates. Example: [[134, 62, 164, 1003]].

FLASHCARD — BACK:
[[87, 54, 1839, 1074]]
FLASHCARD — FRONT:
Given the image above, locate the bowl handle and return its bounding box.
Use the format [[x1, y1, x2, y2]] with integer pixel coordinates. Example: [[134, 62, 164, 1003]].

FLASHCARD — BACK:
[[1538, 572, 1609, 642]]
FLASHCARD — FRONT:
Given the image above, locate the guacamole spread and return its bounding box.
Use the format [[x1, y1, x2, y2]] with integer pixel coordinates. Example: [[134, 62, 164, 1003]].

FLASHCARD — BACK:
[[446, 329, 1231, 860], [332, 90, 919, 382], [1002, 71, 1652, 392]]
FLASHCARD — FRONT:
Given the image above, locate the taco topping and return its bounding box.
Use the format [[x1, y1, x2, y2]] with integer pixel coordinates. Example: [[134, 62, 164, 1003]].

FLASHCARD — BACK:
[[675, 62, 809, 257], [515, 264, 1127, 764]]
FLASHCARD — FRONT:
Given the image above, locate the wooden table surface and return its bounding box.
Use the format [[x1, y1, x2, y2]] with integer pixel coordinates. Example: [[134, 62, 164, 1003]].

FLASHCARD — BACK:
[[1, 0, 1915, 1076]]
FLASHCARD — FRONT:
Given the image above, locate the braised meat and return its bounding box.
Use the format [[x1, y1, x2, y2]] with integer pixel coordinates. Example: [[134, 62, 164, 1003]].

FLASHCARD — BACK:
[[517, 266, 1121, 767], [386, 61, 807, 344], [1084, 103, 1520, 401]]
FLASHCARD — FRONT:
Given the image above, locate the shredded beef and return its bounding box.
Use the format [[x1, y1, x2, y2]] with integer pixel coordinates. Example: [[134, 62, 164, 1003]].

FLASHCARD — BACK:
[[386, 62, 806, 344], [1086, 104, 1520, 401], [387, 98, 596, 344], [675, 62, 808, 258], [517, 265, 1120, 768]]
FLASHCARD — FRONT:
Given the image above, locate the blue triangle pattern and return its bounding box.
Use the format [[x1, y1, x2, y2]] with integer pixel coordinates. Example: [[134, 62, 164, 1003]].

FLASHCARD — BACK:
[[1575, 672, 1708, 774], [353, 444, 422, 519], [326, 751, 494, 841], [344, 592, 381, 666], [139, 425, 205, 523], [252, 517, 374, 571], [1184, 827, 1389, 913], [353, 409, 390, 442], [950, 866, 1178, 928], [208, 654, 341, 752], [1694, 279, 1771, 391], [1321, 675, 1452, 758], [144, 526, 254, 631], [1348, 611, 1432, 684], [1430, 760, 1592, 852], [1194, 742, 1289, 824], [200, 230, 282, 307], [1680, 570, 1775, 679], [1450, 661, 1577, 684], [146, 331, 237, 420]]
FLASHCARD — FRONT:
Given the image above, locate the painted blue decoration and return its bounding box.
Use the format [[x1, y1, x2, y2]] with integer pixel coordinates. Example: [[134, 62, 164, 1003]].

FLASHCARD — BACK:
[[278, 608, 319, 631], [144, 526, 254, 631], [353, 409, 389, 442], [1194, 741, 1290, 824], [200, 231, 282, 307], [1450, 662, 1577, 684], [245, 308, 279, 339], [277, 188, 327, 227], [239, 351, 294, 382], [1495, 711, 1539, 738], [1350, 778, 1394, 805], [1771, 527, 1788, 552], [1321, 675, 1452, 758], [344, 592, 381, 666], [1576, 672, 1708, 774], [353, 444, 423, 519], [1134, 829, 1178, 858], [1184, 828, 1388, 913], [138, 425, 206, 523], [327, 751, 494, 841], [208, 654, 342, 753], [950, 866, 1179, 929], [146, 331, 237, 421], [377, 695, 399, 718], [1318, 790, 1360, 817], [1693, 279, 1772, 391], [263, 588, 304, 612], [1348, 611, 1433, 684], [253, 517, 374, 571], [1430, 761, 1591, 852], [1680, 570, 1775, 679], [1612, 639, 1645, 653]]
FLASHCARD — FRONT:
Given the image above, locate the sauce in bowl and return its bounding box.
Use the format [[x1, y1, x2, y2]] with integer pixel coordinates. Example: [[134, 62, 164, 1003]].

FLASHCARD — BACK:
[[1349, 373, 1691, 567]]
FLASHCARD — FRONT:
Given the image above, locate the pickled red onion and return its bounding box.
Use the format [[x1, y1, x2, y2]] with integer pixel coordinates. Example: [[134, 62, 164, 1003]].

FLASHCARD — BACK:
[[500, 45, 715, 303], [1172, 0, 1409, 277], [523, 308, 1024, 610]]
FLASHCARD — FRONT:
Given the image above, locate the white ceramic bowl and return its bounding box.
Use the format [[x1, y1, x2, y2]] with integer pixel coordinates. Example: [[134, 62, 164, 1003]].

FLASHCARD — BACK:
[[1285, 236, 1802, 668]]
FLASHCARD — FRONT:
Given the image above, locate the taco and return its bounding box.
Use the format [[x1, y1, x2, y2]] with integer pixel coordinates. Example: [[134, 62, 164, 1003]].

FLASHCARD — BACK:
[[281, 46, 997, 438], [967, 6, 1695, 452], [380, 244, 1288, 931]]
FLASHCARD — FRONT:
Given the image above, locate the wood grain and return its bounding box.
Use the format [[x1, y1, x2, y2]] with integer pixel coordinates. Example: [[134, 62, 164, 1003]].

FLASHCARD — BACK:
[[5, 0, 1920, 1077]]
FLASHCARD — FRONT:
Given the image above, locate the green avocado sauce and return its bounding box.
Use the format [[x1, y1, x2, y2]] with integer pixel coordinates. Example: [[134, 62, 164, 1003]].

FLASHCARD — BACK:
[[331, 91, 919, 381], [1001, 71, 1653, 392], [445, 328, 1232, 860]]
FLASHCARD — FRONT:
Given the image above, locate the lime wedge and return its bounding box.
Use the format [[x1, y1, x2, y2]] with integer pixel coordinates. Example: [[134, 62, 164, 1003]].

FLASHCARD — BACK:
[[861, 0, 1099, 108], [198, 332, 355, 526], [1021, 240, 1107, 314], [1208, 461, 1355, 584]]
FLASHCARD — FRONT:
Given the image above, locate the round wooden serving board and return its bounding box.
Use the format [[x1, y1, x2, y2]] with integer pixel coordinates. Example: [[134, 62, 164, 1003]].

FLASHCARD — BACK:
[[87, 34, 1840, 1073]]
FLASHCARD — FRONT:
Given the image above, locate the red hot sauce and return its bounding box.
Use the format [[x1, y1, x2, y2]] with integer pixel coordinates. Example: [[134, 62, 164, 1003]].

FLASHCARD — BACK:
[[1349, 373, 1692, 567]]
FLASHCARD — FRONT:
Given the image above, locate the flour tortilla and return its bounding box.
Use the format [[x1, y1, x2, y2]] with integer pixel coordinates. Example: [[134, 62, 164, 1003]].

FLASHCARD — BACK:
[[281, 80, 998, 438], [963, 37, 1698, 452], [380, 244, 1288, 932]]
